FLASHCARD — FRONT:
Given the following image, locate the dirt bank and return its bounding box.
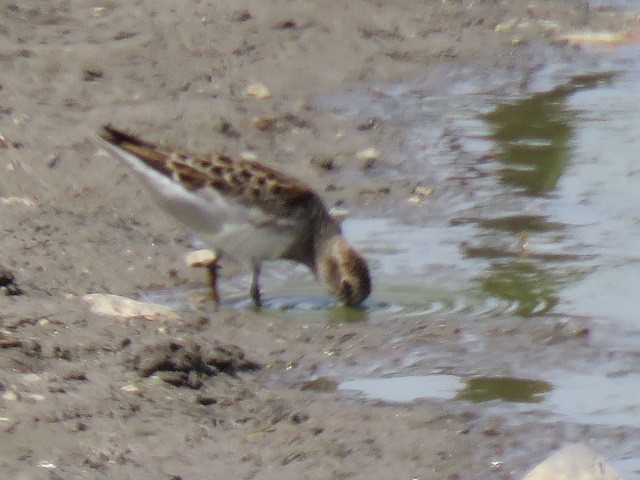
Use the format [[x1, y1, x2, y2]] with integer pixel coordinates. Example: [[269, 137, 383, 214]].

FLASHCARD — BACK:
[[0, 1, 636, 478]]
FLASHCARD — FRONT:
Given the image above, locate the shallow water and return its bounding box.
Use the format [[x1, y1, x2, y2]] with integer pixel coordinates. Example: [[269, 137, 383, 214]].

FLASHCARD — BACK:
[[339, 372, 640, 427], [340, 374, 553, 404]]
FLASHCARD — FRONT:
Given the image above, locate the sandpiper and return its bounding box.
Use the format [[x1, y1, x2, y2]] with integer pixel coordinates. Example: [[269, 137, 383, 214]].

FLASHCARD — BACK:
[[97, 125, 371, 308]]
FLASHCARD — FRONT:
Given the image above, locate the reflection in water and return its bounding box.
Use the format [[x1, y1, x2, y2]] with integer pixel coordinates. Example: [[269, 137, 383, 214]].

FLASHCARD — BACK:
[[474, 215, 564, 233], [302, 377, 338, 393], [485, 89, 573, 195], [485, 72, 614, 195], [338, 374, 551, 404], [327, 306, 370, 324], [457, 376, 552, 404], [479, 260, 559, 316], [472, 73, 615, 316], [340, 375, 464, 403]]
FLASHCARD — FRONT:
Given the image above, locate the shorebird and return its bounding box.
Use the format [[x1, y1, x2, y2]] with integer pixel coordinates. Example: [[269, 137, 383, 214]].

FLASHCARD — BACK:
[[97, 125, 371, 308]]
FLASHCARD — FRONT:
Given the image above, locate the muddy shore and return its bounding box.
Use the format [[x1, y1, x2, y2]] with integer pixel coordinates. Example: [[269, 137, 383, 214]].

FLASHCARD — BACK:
[[0, 1, 637, 478]]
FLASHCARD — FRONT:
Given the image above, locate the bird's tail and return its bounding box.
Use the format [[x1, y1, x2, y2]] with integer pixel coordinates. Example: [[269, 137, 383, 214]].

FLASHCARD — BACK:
[[98, 125, 173, 177]]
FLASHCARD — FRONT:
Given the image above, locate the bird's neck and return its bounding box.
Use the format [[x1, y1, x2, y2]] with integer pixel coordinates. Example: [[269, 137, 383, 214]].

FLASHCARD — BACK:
[[310, 205, 343, 272], [278, 197, 341, 272]]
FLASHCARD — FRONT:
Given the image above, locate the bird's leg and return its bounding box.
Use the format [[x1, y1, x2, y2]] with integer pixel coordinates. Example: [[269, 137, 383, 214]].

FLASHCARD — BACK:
[[185, 249, 221, 310], [250, 263, 262, 309], [206, 260, 221, 310]]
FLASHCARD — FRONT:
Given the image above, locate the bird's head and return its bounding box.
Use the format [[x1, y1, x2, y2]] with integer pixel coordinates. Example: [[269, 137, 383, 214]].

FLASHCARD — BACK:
[[318, 236, 371, 308]]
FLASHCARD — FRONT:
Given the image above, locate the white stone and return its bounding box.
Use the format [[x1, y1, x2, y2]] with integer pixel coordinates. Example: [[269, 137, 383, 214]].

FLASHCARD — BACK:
[[522, 444, 625, 480], [83, 293, 179, 321]]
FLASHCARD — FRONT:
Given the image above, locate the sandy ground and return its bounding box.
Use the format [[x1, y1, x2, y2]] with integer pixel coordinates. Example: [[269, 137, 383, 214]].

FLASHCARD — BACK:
[[0, 1, 637, 479]]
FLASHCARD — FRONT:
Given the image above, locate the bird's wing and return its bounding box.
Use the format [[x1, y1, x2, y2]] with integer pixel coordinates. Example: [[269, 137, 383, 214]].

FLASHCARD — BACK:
[[97, 125, 316, 234]]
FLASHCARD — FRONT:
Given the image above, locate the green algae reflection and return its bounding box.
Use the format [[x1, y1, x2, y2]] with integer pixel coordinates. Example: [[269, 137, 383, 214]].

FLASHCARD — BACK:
[[457, 376, 552, 403], [462, 215, 572, 317], [480, 260, 560, 316], [484, 72, 615, 195], [472, 73, 615, 315]]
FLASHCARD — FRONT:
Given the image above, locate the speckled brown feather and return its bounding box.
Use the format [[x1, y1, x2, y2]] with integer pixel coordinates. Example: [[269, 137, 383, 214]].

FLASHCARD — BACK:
[[99, 125, 317, 218]]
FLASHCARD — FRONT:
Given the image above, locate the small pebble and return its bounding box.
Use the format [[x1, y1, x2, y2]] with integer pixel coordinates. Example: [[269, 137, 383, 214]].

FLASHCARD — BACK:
[[414, 186, 433, 197], [310, 155, 336, 171], [356, 147, 380, 161], [231, 9, 252, 22], [329, 206, 349, 223], [254, 117, 275, 132], [357, 117, 378, 131], [244, 82, 271, 99]]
